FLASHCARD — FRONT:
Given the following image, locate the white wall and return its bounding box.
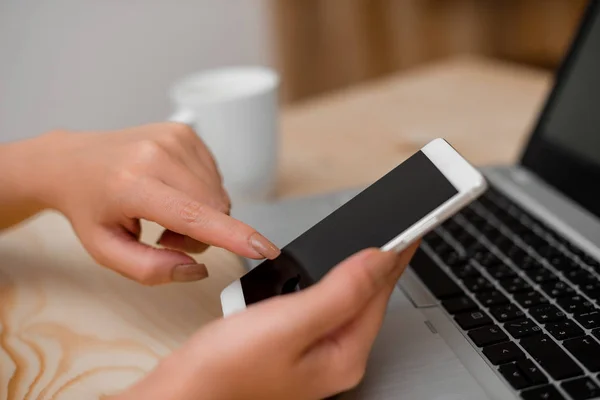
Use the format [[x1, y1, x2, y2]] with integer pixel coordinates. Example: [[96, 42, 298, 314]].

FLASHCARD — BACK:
[[0, 0, 273, 142]]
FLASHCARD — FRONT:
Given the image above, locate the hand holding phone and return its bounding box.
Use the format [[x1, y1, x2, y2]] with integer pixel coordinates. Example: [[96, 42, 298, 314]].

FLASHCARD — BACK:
[[117, 247, 417, 400], [221, 138, 487, 316]]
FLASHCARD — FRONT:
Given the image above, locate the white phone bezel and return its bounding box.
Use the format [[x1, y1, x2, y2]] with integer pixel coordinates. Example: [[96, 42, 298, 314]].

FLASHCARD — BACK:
[[220, 138, 487, 316], [380, 138, 487, 253]]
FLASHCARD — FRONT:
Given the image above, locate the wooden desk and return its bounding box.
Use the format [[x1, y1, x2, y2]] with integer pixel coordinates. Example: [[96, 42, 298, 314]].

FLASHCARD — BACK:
[[0, 57, 551, 399]]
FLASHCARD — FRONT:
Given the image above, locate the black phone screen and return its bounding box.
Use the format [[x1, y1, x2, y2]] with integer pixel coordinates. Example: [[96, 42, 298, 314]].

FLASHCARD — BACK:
[[240, 150, 459, 305]]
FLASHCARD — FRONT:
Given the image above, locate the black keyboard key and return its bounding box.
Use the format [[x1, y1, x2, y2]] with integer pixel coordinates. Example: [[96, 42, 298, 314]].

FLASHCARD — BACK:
[[557, 296, 595, 315], [465, 243, 486, 258], [478, 222, 498, 236], [561, 377, 600, 400], [574, 311, 600, 329], [514, 291, 549, 308], [442, 220, 462, 235], [411, 249, 463, 299], [463, 276, 494, 293], [486, 264, 517, 280], [564, 270, 596, 286], [476, 290, 509, 307], [548, 255, 580, 273], [563, 335, 600, 372], [468, 213, 486, 227], [492, 235, 512, 252], [581, 254, 600, 267], [430, 237, 453, 255], [520, 334, 583, 380], [449, 262, 479, 278], [508, 249, 533, 267], [546, 320, 584, 341], [476, 252, 502, 268], [580, 281, 600, 296], [442, 296, 478, 314], [525, 268, 558, 284], [498, 362, 531, 390], [541, 281, 575, 299], [450, 263, 480, 279], [521, 233, 546, 248], [506, 245, 528, 260], [468, 325, 508, 347], [483, 226, 504, 242], [592, 328, 600, 341], [424, 230, 441, 243], [586, 291, 600, 302], [454, 231, 477, 249], [517, 359, 548, 385], [444, 250, 465, 267], [585, 258, 600, 271], [530, 304, 566, 324], [521, 385, 565, 400], [515, 255, 541, 271], [505, 319, 542, 338], [490, 304, 525, 322], [460, 209, 480, 225], [500, 277, 532, 294], [454, 309, 493, 330], [482, 341, 525, 365], [536, 245, 562, 259], [497, 240, 518, 255]]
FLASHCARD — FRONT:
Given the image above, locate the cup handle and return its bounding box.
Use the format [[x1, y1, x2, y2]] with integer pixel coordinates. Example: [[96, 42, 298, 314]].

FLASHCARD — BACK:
[[168, 108, 196, 127]]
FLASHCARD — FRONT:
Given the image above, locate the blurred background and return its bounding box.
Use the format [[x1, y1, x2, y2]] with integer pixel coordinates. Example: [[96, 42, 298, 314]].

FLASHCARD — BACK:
[[0, 0, 589, 143]]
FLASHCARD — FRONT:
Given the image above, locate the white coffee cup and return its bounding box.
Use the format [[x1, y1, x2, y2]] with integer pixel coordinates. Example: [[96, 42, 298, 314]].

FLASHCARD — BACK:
[[168, 66, 279, 204]]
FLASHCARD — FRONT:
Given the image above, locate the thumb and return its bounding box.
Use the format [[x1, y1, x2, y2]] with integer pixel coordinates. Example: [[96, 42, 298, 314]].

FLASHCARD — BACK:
[[281, 248, 398, 345], [89, 226, 208, 285]]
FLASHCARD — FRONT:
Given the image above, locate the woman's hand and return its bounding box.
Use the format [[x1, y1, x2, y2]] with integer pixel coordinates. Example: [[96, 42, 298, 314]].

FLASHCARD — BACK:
[[113, 244, 419, 400], [0, 123, 279, 284]]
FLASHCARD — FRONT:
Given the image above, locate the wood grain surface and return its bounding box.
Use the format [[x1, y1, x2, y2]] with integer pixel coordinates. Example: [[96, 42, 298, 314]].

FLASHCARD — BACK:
[[0, 57, 550, 399]]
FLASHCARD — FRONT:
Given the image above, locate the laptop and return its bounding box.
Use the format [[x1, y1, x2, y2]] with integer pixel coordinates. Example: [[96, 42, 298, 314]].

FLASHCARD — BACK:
[[232, 2, 600, 399]]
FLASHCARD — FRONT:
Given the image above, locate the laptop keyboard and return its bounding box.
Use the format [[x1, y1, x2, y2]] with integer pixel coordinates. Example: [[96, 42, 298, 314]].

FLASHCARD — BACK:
[[412, 186, 600, 400]]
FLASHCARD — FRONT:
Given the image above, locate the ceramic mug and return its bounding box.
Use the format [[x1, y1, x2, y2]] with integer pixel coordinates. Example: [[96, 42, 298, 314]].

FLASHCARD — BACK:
[[168, 66, 279, 204]]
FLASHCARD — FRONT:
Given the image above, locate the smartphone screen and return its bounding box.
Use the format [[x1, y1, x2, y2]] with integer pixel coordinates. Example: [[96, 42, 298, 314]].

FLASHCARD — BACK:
[[240, 150, 459, 306]]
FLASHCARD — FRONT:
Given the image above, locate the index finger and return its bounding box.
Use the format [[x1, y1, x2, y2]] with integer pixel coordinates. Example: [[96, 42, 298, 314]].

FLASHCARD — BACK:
[[124, 179, 280, 259]]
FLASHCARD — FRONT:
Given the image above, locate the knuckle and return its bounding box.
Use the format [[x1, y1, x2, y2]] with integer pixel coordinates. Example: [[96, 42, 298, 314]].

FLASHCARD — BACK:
[[169, 122, 196, 140], [108, 168, 138, 198], [131, 264, 160, 286], [179, 200, 209, 225], [134, 140, 166, 165]]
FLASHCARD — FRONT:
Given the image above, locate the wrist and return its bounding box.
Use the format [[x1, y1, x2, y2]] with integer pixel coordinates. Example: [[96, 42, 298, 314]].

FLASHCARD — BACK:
[[0, 131, 69, 227]]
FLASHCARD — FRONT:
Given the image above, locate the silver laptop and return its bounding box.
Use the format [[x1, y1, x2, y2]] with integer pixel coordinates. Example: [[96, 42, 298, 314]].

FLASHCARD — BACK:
[[232, 2, 600, 399]]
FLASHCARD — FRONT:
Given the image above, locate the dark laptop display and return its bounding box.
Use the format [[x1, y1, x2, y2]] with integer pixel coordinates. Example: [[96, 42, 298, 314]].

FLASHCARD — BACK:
[[522, 1, 600, 219]]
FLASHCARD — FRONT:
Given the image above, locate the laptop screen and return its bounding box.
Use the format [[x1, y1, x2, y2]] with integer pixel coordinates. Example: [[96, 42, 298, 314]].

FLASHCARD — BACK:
[[522, 1, 600, 220]]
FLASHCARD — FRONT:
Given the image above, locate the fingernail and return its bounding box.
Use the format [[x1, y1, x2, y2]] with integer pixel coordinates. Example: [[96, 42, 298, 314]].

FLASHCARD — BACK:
[[249, 232, 281, 259], [172, 263, 209, 282]]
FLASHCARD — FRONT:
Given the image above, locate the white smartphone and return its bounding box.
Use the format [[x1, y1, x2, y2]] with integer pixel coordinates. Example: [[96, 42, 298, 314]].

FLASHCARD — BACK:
[[221, 138, 487, 316]]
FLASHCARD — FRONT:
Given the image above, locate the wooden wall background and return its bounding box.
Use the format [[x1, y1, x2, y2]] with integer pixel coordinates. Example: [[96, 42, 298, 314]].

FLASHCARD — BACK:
[[270, 0, 589, 103]]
